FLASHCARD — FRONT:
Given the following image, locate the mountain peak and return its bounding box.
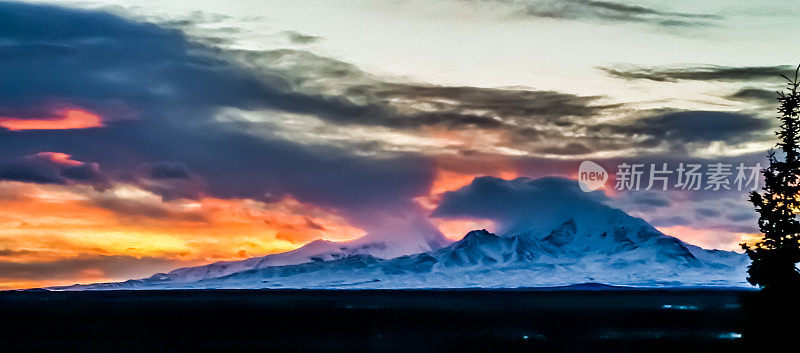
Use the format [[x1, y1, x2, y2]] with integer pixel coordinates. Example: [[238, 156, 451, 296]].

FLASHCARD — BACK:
[[463, 229, 496, 240]]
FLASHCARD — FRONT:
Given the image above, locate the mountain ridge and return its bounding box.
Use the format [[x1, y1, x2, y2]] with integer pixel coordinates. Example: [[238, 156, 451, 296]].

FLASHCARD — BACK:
[[54, 177, 752, 290]]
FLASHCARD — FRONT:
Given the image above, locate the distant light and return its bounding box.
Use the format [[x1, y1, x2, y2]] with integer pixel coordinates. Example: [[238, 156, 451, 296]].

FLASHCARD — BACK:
[[718, 332, 742, 340]]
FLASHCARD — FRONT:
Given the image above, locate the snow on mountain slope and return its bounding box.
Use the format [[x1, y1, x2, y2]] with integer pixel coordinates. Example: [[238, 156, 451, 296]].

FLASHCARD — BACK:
[[57, 177, 751, 290], [131, 224, 449, 284], [183, 225, 747, 289]]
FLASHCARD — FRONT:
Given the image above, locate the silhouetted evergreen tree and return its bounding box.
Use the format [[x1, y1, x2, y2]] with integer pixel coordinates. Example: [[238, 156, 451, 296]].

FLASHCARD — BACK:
[[742, 65, 800, 289]]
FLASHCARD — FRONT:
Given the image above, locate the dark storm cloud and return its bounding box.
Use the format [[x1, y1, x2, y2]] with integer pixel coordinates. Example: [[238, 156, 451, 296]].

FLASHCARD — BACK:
[[379, 84, 613, 129], [726, 88, 779, 105], [538, 143, 593, 155], [0, 162, 66, 185], [0, 2, 434, 218], [515, 0, 719, 27], [0, 2, 775, 224], [696, 208, 721, 218], [235, 48, 776, 160], [0, 3, 299, 122], [149, 161, 192, 180], [606, 110, 771, 147], [0, 152, 110, 189], [511, 109, 772, 158], [234, 48, 612, 130], [0, 121, 434, 213], [599, 65, 795, 83], [217, 48, 627, 159]]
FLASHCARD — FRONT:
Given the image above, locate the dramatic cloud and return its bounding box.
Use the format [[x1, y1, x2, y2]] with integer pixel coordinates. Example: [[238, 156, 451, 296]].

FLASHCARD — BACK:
[[232, 49, 612, 131], [0, 2, 434, 217], [607, 111, 772, 147], [599, 65, 796, 83], [0, 2, 744, 168], [0, 152, 109, 189], [233, 49, 751, 158], [726, 88, 780, 106], [0, 2, 772, 216]]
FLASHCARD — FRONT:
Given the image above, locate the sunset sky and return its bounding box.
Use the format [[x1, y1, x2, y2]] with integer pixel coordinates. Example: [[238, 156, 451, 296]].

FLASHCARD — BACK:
[[1, 0, 799, 289]]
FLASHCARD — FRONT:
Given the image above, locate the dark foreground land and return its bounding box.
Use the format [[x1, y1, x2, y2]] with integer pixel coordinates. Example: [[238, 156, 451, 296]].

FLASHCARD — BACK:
[[0, 288, 788, 353]]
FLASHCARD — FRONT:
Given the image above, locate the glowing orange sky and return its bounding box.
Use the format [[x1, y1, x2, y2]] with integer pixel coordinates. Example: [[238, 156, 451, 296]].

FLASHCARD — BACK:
[[0, 180, 365, 289], [0, 109, 104, 131]]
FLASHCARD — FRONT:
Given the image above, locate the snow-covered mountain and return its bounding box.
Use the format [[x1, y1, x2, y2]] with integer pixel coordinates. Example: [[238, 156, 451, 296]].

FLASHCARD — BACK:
[[111, 224, 450, 285], [57, 177, 751, 290]]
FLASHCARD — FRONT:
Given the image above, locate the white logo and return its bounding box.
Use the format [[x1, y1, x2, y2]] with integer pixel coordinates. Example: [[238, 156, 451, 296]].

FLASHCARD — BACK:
[[578, 161, 608, 192]]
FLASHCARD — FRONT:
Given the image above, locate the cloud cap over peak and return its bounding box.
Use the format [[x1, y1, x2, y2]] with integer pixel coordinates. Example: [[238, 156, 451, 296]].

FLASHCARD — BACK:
[[433, 176, 628, 236]]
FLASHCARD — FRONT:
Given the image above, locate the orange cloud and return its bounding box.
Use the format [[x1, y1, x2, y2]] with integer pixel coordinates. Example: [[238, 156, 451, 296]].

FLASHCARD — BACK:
[[32, 152, 83, 167], [0, 108, 103, 131]]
